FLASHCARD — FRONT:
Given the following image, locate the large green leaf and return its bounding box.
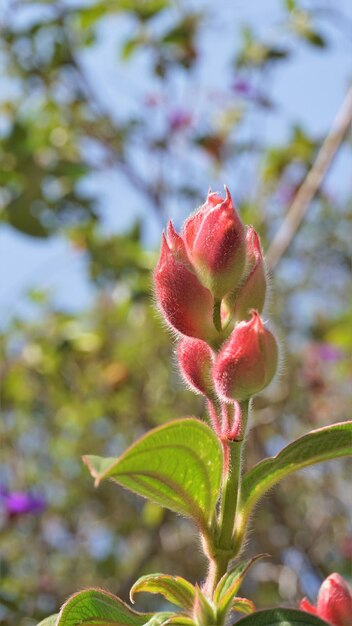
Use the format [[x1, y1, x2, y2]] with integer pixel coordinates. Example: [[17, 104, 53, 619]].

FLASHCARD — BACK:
[[235, 608, 329, 625], [56, 589, 149, 626], [239, 422, 352, 524], [130, 574, 195, 611], [83, 418, 222, 529], [37, 617, 58, 626]]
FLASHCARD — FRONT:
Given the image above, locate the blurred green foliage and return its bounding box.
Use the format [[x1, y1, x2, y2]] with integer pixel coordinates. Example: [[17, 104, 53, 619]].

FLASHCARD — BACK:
[[0, 1, 351, 625]]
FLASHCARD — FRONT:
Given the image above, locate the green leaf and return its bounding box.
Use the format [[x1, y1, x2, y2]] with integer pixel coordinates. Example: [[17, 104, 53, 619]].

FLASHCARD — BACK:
[[37, 617, 58, 626], [239, 422, 352, 525], [76, 3, 108, 29], [285, 0, 296, 11], [116, 0, 170, 21], [214, 555, 265, 618], [235, 608, 329, 625], [6, 196, 49, 238], [303, 30, 326, 48], [76, 0, 169, 27], [164, 618, 195, 625], [231, 597, 255, 615], [120, 37, 142, 60], [56, 589, 149, 626], [83, 418, 222, 529], [144, 613, 177, 626], [193, 587, 216, 625], [130, 574, 195, 611]]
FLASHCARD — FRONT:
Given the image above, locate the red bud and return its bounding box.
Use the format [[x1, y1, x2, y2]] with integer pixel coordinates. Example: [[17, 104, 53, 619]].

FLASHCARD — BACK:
[[182, 187, 246, 299], [166, 220, 192, 268], [213, 311, 278, 402], [232, 227, 267, 321], [299, 598, 318, 616], [177, 337, 215, 398], [154, 231, 216, 341], [300, 573, 352, 626]]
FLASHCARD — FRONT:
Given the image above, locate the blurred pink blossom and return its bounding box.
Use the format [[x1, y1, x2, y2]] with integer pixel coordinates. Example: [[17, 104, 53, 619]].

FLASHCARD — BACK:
[[168, 109, 192, 132]]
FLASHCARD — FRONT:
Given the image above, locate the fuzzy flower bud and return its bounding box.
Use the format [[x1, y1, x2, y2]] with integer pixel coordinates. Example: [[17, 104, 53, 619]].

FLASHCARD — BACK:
[[213, 311, 278, 402], [232, 226, 267, 322], [182, 186, 246, 299], [300, 573, 352, 626], [177, 337, 215, 398], [154, 230, 216, 341]]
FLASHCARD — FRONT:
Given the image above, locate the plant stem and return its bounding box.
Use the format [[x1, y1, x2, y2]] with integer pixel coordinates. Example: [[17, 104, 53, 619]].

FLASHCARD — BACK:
[[205, 553, 232, 597], [213, 299, 222, 333], [204, 441, 242, 597], [231, 509, 248, 557], [217, 439, 242, 551], [217, 401, 249, 548], [204, 401, 250, 596]]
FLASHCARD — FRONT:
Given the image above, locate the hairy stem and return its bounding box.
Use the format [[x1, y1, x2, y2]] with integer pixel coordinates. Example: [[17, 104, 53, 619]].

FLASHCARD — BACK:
[[204, 401, 250, 596], [217, 439, 242, 551], [205, 552, 232, 598], [207, 399, 222, 436], [203, 441, 242, 597], [213, 299, 222, 333]]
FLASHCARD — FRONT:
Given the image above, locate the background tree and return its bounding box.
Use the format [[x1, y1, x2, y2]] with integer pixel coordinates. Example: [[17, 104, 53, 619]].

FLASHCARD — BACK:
[[0, 1, 351, 625]]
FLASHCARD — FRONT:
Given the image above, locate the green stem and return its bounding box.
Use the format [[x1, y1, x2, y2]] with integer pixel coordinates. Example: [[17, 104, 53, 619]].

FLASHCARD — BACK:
[[236, 399, 250, 442], [213, 299, 222, 333], [204, 441, 242, 597], [203, 401, 250, 596], [217, 440, 242, 550], [217, 401, 249, 547], [231, 508, 248, 557], [205, 553, 232, 598]]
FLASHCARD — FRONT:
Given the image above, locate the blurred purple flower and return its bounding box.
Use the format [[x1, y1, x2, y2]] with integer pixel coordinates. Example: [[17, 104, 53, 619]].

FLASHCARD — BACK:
[[315, 343, 342, 363], [0, 486, 46, 518], [232, 78, 252, 96], [168, 109, 192, 132], [232, 78, 273, 108]]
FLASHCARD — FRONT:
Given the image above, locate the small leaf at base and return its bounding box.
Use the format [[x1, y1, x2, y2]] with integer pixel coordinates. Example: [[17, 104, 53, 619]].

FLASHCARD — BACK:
[[164, 618, 195, 625], [130, 573, 195, 611], [214, 554, 267, 607], [56, 588, 149, 626], [37, 616, 58, 626], [143, 613, 178, 626], [231, 597, 255, 615]]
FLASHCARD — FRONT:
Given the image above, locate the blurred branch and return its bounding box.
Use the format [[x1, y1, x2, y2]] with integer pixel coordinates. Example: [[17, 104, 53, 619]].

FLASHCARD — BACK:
[[266, 85, 352, 269], [57, 7, 166, 223]]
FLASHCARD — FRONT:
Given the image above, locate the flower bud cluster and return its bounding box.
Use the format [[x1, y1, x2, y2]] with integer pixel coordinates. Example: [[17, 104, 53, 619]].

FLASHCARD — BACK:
[[154, 187, 278, 440]]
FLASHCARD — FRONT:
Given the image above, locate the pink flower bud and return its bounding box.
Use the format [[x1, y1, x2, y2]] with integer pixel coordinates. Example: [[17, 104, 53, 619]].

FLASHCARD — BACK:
[[177, 337, 215, 398], [154, 231, 216, 341], [166, 220, 192, 268], [213, 311, 278, 402], [182, 187, 246, 299], [232, 227, 267, 322], [301, 573, 352, 626], [299, 598, 318, 616]]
